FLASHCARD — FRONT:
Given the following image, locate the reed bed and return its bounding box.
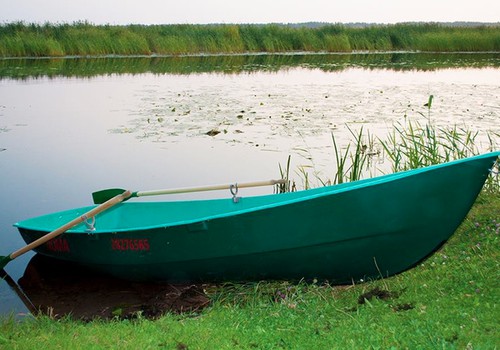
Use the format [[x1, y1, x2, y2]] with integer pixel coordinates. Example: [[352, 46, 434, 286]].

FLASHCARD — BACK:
[[0, 22, 499, 57], [280, 121, 500, 193]]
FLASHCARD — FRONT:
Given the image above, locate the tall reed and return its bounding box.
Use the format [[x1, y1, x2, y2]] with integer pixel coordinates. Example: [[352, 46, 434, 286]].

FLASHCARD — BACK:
[[331, 126, 372, 184], [276, 155, 293, 193]]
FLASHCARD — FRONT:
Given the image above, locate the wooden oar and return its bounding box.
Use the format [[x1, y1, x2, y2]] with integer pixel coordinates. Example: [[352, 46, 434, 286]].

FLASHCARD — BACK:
[[92, 179, 285, 204], [0, 190, 132, 270], [0, 268, 37, 314]]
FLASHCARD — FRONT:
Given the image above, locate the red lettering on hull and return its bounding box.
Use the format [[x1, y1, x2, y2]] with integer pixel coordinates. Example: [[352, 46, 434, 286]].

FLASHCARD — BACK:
[[111, 238, 150, 251], [45, 238, 70, 253]]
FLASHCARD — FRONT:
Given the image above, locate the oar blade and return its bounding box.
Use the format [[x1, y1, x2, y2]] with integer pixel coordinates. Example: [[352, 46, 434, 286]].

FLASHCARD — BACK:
[[92, 188, 128, 204], [0, 255, 12, 270]]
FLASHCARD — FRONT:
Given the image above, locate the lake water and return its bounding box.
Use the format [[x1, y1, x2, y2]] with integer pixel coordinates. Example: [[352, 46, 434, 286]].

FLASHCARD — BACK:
[[1, 53, 499, 317]]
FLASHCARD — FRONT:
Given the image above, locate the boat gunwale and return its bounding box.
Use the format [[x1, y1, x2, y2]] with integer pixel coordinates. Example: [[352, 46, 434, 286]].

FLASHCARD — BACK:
[[14, 151, 500, 234]]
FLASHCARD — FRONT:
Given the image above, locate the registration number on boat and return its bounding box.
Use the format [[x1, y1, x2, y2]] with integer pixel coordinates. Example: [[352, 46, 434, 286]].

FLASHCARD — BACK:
[[111, 238, 150, 251]]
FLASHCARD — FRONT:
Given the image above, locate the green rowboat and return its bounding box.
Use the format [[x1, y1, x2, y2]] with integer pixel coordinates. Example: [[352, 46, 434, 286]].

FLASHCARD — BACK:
[[14, 152, 500, 283]]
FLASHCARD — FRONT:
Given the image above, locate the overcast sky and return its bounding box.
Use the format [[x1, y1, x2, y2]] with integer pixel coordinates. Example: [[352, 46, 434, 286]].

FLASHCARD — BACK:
[[1, 0, 499, 25]]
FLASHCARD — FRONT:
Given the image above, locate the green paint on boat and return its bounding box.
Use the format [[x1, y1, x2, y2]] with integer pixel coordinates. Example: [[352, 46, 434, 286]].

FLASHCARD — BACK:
[[13, 152, 500, 283]]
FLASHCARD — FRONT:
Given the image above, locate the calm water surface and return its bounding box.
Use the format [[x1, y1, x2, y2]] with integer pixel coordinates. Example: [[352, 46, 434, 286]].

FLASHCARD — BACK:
[[1, 55, 499, 316]]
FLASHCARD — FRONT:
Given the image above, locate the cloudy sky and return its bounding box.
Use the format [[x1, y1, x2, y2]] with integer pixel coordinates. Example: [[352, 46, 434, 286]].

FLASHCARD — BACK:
[[1, 0, 499, 25]]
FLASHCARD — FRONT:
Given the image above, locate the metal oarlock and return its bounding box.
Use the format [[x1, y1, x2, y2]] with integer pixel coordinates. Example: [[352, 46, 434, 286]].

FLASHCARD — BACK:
[[81, 215, 96, 233], [230, 183, 240, 203]]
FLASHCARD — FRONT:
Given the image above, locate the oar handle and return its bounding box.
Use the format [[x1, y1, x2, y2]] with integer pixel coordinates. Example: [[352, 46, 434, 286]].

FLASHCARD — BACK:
[[136, 179, 286, 197], [9, 190, 132, 260]]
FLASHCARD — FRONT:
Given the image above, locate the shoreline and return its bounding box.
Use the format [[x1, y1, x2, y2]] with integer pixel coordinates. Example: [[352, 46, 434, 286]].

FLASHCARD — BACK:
[[1, 50, 499, 61]]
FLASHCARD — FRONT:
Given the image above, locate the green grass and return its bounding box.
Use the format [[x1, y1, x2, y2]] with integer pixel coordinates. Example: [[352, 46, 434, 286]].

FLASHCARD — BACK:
[[1, 193, 498, 349], [0, 22, 499, 57]]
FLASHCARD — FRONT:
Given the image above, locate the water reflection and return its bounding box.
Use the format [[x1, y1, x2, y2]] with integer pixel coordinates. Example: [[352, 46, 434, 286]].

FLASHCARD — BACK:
[[6, 255, 210, 320], [1, 52, 499, 80]]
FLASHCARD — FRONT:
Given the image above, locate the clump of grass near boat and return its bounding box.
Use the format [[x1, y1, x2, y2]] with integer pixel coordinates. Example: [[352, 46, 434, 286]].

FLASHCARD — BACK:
[[378, 121, 499, 192], [280, 121, 499, 193]]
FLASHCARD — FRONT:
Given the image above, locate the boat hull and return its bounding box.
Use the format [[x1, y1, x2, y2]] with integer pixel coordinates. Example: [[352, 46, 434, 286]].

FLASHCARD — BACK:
[[15, 152, 499, 283]]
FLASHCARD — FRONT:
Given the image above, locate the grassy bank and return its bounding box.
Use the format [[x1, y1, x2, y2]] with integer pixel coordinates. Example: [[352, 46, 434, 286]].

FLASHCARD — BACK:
[[1, 192, 498, 349], [0, 22, 499, 57]]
